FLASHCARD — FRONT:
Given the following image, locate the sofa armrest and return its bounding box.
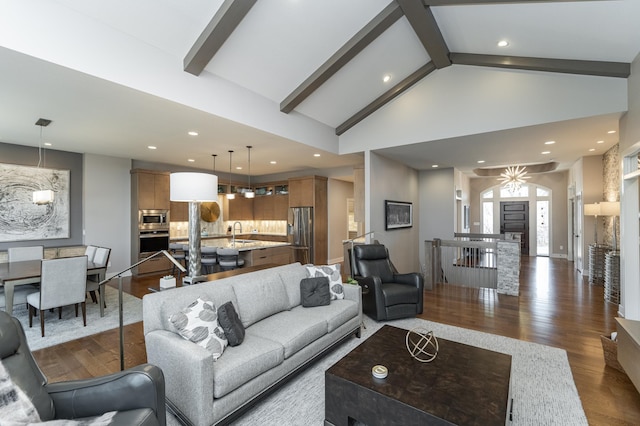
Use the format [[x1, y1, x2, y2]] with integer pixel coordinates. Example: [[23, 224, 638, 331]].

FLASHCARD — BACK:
[[145, 329, 215, 426], [46, 364, 165, 425]]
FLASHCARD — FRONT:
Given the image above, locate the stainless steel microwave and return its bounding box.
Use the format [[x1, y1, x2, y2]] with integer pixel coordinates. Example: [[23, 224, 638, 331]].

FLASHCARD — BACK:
[[139, 209, 169, 230]]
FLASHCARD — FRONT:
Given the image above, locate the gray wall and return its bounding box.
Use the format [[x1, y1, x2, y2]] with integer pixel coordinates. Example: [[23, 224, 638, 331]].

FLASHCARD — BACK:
[[418, 168, 455, 267], [0, 142, 83, 250], [327, 179, 352, 264]]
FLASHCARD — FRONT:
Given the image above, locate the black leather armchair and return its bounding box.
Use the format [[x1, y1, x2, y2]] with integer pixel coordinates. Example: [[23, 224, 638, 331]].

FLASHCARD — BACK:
[[352, 244, 424, 321], [0, 310, 166, 426]]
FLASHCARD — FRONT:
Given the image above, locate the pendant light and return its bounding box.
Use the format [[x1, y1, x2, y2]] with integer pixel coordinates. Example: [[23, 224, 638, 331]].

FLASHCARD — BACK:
[[226, 150, 235, 200], [33, 118, 54, 205], [245, 145, 255, 198]]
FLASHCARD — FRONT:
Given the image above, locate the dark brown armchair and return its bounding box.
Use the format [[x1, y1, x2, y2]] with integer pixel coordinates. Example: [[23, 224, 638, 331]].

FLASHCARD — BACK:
[[352, 244, 424, 321], [0, 310, 166, 425]]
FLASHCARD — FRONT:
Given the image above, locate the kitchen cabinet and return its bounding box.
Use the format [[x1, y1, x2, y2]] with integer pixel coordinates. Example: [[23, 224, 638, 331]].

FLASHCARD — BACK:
[[288, 178, 314, 207], [226, 196, 254, 220], [132, 170, 170, 210], [244, 246, 291, 267], [170, 201, 188, 222]]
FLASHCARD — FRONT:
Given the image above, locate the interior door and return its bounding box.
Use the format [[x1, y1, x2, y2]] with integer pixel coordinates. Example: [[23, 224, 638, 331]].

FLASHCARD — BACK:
[[500, 201, 529, 255]]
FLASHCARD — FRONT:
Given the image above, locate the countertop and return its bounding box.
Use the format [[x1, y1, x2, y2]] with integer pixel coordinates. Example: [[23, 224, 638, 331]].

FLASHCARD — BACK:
[[171, 238, 290, 252]]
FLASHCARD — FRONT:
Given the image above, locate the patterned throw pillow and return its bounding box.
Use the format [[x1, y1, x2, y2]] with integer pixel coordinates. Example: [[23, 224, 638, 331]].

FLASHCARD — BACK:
[[305, 264, 344, 300], [169, 297, 228, 360]]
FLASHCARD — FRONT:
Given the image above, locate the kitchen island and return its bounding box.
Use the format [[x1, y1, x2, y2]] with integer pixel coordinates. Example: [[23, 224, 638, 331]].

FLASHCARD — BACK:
[[171, 236, 292, 267]]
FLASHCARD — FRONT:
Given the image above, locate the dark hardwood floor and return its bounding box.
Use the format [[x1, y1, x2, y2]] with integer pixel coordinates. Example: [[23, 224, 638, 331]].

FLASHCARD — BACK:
[[31, 257, 640, 425]]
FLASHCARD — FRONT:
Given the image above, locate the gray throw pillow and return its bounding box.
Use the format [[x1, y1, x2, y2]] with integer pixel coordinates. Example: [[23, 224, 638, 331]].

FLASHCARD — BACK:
[[300, 276, 331, 308], [217, 301, 245, 346]]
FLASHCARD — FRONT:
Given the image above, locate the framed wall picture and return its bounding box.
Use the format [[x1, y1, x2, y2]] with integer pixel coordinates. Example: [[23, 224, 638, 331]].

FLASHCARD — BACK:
[[385, 200, 412, 230], [0, 163, 70, 242]]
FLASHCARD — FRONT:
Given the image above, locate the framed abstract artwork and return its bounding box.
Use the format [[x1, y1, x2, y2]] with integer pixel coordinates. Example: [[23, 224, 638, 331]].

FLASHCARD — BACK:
[[385, 200, 412, 230], [0, 163, 70, 242]]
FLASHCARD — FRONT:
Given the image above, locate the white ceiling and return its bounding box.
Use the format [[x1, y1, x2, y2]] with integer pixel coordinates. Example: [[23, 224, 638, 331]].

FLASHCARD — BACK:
[[0, 0, 639, 178]]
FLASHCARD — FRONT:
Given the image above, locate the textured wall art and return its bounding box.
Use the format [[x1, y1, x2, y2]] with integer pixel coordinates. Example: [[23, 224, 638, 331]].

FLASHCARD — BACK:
[[0, 163, 70, 242]]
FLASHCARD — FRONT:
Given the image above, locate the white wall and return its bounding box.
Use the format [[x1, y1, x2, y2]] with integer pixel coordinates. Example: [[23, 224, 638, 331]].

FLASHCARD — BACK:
[[418, 168, 455, 267], [368, 152, 420, 273], [83, 154, 132, 276]]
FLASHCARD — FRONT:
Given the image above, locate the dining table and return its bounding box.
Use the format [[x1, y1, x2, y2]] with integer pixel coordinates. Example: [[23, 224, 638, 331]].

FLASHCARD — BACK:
[[0, 258, 107, 316]]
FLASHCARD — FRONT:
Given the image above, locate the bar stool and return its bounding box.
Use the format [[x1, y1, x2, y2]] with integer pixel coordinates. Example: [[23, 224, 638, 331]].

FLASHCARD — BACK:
[[201, 246, 218, 274], [217, 248, 245, 271], [169, 243, 187, 278]]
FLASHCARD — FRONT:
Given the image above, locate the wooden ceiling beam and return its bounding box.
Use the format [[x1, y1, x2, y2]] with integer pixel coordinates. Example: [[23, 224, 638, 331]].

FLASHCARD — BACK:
[[397, 0, 451, 69], [450, 53, 630, 78], [183, 0, 256, 76], [336, 62, 437, 136], [280, 3, 404, 114]]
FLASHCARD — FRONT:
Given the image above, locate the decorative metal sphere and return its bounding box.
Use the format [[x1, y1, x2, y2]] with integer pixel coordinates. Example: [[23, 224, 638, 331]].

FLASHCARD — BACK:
[[405, 327, 439, 363]]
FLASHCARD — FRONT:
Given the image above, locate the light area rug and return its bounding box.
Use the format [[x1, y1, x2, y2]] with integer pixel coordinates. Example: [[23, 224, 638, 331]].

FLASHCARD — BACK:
[[167, 316, 587, 426], [10, 285, 142, 351]]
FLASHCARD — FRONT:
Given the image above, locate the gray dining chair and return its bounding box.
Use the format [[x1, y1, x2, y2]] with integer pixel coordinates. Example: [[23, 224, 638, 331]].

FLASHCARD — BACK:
[[0, 286, 38, 312], [8, 245, 44, 262], [169, 243, 187, 277], [27, 256, 88, 337], [84, 245, 98, 262], [86, 247, 111, 317], [217, 248, 245, 271]]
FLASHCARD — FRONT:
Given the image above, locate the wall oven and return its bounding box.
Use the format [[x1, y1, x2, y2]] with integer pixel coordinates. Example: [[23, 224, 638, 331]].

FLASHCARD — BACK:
[[139, 230, 170, 254], [139, 209, 169, 230]]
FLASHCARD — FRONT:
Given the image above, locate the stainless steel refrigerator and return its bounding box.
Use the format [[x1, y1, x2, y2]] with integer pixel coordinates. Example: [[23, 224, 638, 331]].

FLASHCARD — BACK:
[[288, 207, 314, 264]]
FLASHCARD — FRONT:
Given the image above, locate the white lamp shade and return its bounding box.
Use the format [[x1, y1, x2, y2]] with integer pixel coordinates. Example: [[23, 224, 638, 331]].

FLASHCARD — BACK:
[[599, 201, 620, 216], [584, 203, 601, 216], [33, 189, 54, 205], [170, 172, 218, 202]]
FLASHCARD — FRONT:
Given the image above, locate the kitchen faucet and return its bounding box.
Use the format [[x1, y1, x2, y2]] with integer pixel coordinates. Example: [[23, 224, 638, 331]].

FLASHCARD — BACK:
[[232, 222, 243, 246]]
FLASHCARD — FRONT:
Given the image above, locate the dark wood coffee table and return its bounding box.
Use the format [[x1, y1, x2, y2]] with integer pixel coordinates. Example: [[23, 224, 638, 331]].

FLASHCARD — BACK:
[[325, 325, 512, 426]]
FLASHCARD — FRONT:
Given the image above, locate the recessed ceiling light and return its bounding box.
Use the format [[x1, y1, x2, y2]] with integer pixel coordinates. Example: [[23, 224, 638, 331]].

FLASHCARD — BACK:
[[589, 148, 596, 152], [497, 40, 509, 47], [383, 74, 391, 83], [597, 140, 604, 144], [188, 131, 198, 136], [608, 130, 616, 134], [148, 146, 157, 150], [477, 160, 485, 164], [44, 142, 52, 146], [187, 159, 195, 162], [541, 151, 551, 155], [270, 161, 277, 164], [432, 164, 439, 168], [544, 141, 555, 145], [236, 166, 242, 170], [313, 153, 321, 157]]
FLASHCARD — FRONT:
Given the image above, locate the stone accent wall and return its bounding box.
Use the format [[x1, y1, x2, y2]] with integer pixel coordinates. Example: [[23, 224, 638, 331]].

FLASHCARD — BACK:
[[602, 144, 620, 249], [497, 241, 520, 296]]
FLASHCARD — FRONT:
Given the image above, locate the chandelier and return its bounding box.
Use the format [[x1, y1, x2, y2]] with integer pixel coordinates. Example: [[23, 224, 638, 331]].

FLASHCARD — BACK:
[[498, 165, 530, 192]]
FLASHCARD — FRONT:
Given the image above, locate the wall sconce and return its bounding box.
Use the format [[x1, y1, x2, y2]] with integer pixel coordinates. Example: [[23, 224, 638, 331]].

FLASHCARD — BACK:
[[170, 172, 218, 284]]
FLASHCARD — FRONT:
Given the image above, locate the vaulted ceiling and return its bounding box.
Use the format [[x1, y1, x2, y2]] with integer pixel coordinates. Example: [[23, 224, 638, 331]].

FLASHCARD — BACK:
[[0, 0, 638, 177]]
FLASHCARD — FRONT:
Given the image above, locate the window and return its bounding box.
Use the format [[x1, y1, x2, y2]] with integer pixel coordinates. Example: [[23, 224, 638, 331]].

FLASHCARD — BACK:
[[500, 185, 529, 198], [483, 202, 494, 234]]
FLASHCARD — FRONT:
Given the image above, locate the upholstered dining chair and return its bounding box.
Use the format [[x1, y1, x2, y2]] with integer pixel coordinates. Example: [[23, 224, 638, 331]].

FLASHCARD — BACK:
[[217, 248, 245, 271], [84, 244, 98, 262], [200, 246, 218, 274], [8, 245, 44, 262], [0, 310, 166, 425], [0, 286, 38, 312], [86, 247, 111, 316], [27, 255, 88, 337], [352, 244, 424, 321]]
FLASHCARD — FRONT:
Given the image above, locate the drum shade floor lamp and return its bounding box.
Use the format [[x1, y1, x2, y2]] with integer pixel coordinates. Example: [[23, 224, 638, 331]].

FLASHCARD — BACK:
[[170, 172, 218, 284]]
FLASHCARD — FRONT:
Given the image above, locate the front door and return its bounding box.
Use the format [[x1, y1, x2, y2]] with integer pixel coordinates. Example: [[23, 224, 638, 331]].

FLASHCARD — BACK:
[[500, 201, 529, 255]]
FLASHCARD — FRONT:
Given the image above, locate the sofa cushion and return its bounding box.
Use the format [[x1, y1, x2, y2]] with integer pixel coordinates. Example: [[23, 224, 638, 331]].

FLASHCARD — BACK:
[[246, 310, 328, 359], [212, 334, 284, 398], [277, 263, 308, 309], [289, 298, 359, 333], [218, 301, 245, 346], [169, 297, 228, 360], [233, 274, 290, 328], [305, 264, 344, 300], [300, 277, 330, 307]]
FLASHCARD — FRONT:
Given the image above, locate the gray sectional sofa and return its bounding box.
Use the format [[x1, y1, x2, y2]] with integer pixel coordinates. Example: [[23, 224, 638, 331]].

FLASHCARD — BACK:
[[143, 262, 362, 426]]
